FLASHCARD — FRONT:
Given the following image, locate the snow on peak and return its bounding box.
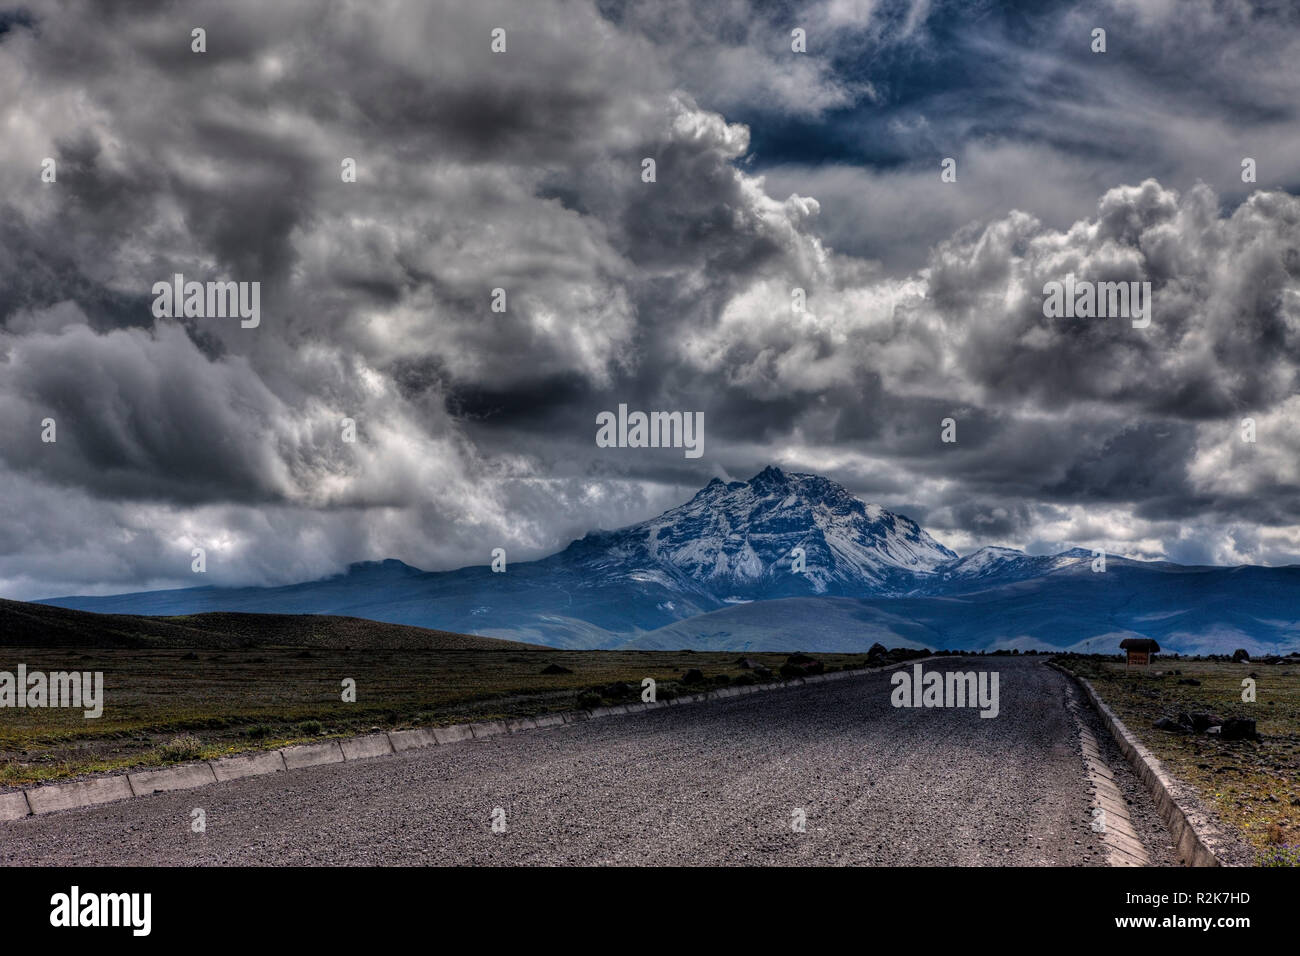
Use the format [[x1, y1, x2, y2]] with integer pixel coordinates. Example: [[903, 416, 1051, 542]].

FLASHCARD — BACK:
[[582, 466, 957, 598]]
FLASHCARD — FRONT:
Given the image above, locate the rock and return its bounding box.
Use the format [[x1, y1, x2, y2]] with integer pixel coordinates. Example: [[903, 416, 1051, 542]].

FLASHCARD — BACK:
[[1219, 718, 1258, 741], [1186, 712, 1222, 733], [541, 663, 573, 675], [1232, 648, 1250, 662], [866, 642, 888, 659], [681, 668, 705, 685], [752, 665, 773, 679], [780, 659, 824, 678], [1154, 716, 1192, 733], [786, 652, 816, 665], [734, 658, 759, 669], [1177, 678, 1202, 686]]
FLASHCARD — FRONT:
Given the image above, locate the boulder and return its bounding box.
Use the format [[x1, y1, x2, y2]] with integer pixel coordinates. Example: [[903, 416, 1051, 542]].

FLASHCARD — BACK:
[[1186, 712, 1222, 733], [1219, 718, 1258, 741], [780, 659, 824, 678]]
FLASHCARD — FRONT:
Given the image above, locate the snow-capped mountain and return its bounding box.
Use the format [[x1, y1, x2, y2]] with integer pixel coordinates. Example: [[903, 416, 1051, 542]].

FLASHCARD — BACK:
[[36, 467, 1300, 653], [569, 465, 956, 599], [923, 546, 1096, 593]]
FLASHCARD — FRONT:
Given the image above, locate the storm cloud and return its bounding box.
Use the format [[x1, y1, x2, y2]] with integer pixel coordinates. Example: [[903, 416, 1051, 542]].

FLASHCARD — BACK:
[[1, 0, 1298, 599]]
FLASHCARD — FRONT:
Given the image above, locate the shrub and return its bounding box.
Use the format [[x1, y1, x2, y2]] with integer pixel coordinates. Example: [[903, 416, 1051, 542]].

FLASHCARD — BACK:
[[157, 734, 203, 762], [298, 720, 323, 735], [244, 723, 272, 739]]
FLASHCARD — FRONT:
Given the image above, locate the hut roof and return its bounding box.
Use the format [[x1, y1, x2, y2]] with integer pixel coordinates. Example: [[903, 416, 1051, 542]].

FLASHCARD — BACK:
[[1119, 638, 1160, 652]]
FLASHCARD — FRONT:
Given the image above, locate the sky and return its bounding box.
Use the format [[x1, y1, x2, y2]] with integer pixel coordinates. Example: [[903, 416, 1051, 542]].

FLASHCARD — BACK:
[[2, 0, 1299, 599]]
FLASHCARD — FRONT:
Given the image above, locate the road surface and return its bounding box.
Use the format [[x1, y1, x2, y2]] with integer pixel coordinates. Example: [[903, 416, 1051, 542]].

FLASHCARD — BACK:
[[0, 657, 1177, 865]]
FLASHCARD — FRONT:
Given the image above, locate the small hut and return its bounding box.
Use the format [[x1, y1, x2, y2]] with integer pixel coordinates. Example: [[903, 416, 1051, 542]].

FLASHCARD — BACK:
[[1119, 637, 1159, 668]]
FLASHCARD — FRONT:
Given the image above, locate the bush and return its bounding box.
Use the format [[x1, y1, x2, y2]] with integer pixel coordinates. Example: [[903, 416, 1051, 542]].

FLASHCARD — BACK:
[[577, 691, 602, 709], [297, 720, 323, 735], [244, 723, 272, 739], [157, 734, 203, 762]]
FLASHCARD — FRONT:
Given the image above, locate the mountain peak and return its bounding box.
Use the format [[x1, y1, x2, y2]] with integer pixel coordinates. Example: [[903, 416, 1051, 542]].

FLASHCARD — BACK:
[[750, 464, 788, 483], [590, 466, 957, 599]]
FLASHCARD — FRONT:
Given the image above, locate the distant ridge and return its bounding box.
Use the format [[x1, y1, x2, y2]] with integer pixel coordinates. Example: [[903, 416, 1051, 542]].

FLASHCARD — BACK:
[[0, 598, 547, 650], [33, 467, 1300, 654]]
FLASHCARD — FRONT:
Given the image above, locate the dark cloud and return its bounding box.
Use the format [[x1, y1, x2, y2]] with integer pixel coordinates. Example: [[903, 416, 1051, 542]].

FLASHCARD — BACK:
[[0, 0, 1297, 599]]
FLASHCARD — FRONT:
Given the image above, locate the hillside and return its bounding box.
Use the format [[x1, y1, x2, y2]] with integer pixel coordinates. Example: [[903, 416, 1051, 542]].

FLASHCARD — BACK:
[[0, 598, 547, 651], [628, 559, 1300, 655]]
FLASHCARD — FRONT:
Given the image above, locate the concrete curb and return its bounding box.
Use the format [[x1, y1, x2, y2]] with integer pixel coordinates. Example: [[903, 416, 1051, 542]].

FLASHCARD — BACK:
[[0, 790, 32, 822], [2, 656, 931, 823], [387, 728, 438, 752], [211, 750, 287, 781], [1060, 680, 1149, 867], [340, 734, 394, 761], [25, 775, 134, 815], [1049, 661, 1244, 867], [281, 740, 345, 770], [128, 762, 218, 797]]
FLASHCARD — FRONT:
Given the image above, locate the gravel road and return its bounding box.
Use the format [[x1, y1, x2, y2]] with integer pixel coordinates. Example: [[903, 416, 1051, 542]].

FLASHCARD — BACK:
[[0, 657, 1176, 865]]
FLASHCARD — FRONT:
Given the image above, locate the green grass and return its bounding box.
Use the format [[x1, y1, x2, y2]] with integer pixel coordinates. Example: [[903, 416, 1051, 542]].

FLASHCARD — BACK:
[[0, 646, 881, 788], [1058, 655, 1300, 862]]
